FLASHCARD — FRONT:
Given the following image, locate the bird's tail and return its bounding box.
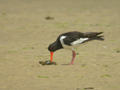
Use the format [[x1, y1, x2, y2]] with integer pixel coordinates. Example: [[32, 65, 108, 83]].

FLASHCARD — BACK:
[[84, 32, 104, 41], [93, 35, 104, 41]]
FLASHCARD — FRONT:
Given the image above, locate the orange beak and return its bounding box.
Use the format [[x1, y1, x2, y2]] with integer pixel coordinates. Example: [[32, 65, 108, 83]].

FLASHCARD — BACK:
[[50, 52, 53, 62]]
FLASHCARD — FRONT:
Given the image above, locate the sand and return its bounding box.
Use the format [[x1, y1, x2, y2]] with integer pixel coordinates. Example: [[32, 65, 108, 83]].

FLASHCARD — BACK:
[[0, 0, 120, 90]]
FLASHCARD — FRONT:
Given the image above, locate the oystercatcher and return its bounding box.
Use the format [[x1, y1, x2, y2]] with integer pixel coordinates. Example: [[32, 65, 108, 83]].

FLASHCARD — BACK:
[[48, 31, 104, 64]]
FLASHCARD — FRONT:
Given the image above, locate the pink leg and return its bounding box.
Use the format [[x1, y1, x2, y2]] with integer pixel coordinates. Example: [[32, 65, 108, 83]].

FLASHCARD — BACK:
[[70, 50, 76, 65]]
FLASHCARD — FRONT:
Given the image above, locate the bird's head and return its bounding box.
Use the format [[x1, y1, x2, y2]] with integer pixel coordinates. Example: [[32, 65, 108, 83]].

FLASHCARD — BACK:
[[48, 41, 63, 62], [48, 43, 57, 52]]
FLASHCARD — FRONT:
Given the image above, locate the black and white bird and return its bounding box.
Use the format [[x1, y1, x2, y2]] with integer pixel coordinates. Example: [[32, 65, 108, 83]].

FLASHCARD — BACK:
[[48, 31, 104, 64]]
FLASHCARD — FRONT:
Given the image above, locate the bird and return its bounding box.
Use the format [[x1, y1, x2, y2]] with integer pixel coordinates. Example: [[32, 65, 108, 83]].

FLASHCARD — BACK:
[[48, 31, 104, 65]]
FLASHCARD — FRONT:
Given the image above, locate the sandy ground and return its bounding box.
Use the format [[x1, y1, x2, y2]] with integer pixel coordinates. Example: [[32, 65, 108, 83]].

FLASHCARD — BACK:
[[0, 0, 120, 90]]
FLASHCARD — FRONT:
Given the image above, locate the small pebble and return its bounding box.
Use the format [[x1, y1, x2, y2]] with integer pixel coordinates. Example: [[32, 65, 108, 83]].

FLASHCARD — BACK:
[[45, 16, 54, 20]]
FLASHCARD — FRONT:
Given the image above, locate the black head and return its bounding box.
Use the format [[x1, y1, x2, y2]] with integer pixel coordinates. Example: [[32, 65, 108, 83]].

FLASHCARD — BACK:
[[48, 40, 63, 52]]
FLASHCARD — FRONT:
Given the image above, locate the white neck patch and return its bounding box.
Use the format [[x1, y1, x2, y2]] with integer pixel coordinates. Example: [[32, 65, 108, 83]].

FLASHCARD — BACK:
[[60, 36, 66, 46]]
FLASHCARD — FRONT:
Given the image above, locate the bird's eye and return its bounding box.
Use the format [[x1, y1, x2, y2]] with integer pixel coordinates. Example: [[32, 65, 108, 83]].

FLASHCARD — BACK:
[[50, 47, 53, 50]]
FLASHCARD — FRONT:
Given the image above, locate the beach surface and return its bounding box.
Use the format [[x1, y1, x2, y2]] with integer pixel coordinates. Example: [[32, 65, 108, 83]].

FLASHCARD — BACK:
[[0, 0, 120, 90]]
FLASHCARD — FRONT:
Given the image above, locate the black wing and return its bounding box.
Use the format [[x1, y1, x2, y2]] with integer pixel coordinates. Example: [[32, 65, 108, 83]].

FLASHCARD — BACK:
[[60, 31, 84, 46]]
